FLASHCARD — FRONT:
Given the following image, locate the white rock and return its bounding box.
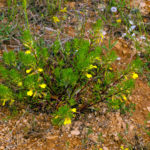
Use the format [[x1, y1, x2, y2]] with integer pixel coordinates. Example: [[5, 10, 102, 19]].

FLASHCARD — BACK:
[[103, 146, 109, 150], [89, 134, 98, 143], [71, 130, 80, 136], [147, 120, 150, 124], [147, 107, 150, 112], [46, 135, 58, 140], [88, 114, 93, 119], [0, 146, 5, 150]]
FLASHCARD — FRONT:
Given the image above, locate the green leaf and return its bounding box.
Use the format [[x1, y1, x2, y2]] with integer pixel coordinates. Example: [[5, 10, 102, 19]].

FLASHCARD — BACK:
[[68, 98, 77, 106], [0, 84, 13, 99], [24, 74, 39, 89], [3, 51, 16, 66], [51, 40, 61, 54], [0, 65, 9, 79], [60, 68, 78, 87], [22, 29, 32, 43], [9, 69, 22, 84], [105, 50, 117, 62], [131, 57, 143, 72], [18, 51, 36, 67]]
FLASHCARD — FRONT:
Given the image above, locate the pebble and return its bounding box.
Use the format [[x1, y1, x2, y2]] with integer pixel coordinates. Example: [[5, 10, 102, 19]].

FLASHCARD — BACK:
[[0, 146, 5, 150], [103, 146, 109, 150], [71, 130, 80, 136], [68, 134, 72, 137], [88, 114, 93, 119], [73, 121, 82, 129], [147, 120, 150, 124], [147, 107, 150, 112], [89, 134, 98, 143], [46, 135, 58, 140]]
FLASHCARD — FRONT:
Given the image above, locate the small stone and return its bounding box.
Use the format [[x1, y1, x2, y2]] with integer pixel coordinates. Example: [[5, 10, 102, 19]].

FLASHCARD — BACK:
[[103, 147, 109, 150], [147, 107, 150, 112], [46, 135, 58, 140], [62, 124, 71, 132], [147, 120, 150, 124], [82, 127, 88, 135], [23, 119, 28, 124], [103, 108, 107, 113], [89, 134, 98, 143], [73, 121, 82, 128], [68, 134, 72, 137], [102, 134, 106, 137], [85, 122, 90, 126], [71, 130, 80, 136], [88, 114, 93, 119], [0, 146, 5, 150], [114, 135, 119, 141], [96, 117, 99, 121]]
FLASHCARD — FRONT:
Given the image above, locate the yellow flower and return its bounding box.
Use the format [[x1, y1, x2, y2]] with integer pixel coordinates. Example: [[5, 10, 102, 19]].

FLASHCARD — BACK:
[[112, 96, 115, 102], [18, 82, 22, 87], [60, 7, 67, 13], [86, 73, 92, 78], [25, 50, 31, 54], [98, 79, 101, 84], [27, 90, 33, 96], [33, 91, 37, 97], [95, 33, 103, 44], [10, 99, 15, 105], [23, 41, 33, 48], [132, 72, 138, 79], [89, 65, 97, 69], [38, 68, 43, 72], [122, 95, 127, 101], [64, 118, 71, 125], [109, 67, 113, 70], [26, 68, 32, 74], [55, 115, 59, 119], [100, 33, 104, 39], [116, 19, 121, 23], [41, 92, 47, 97], [126, 90, 130, 93], [112, 105, 119, 109], [99, 148, 103, 150], [2, 99, 7, 106], [41, 13, 44, 18], [53, 16, 60, 23], [95, 57, 101, 61], [125, 148, 129, 150], [39, 83, 47, 88], [124, 76, 128, 80], [71, 108, 76, 112]]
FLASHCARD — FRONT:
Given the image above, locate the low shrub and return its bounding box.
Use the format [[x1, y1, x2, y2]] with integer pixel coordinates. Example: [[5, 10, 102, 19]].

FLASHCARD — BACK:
[[0, 22, 142, 125]]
